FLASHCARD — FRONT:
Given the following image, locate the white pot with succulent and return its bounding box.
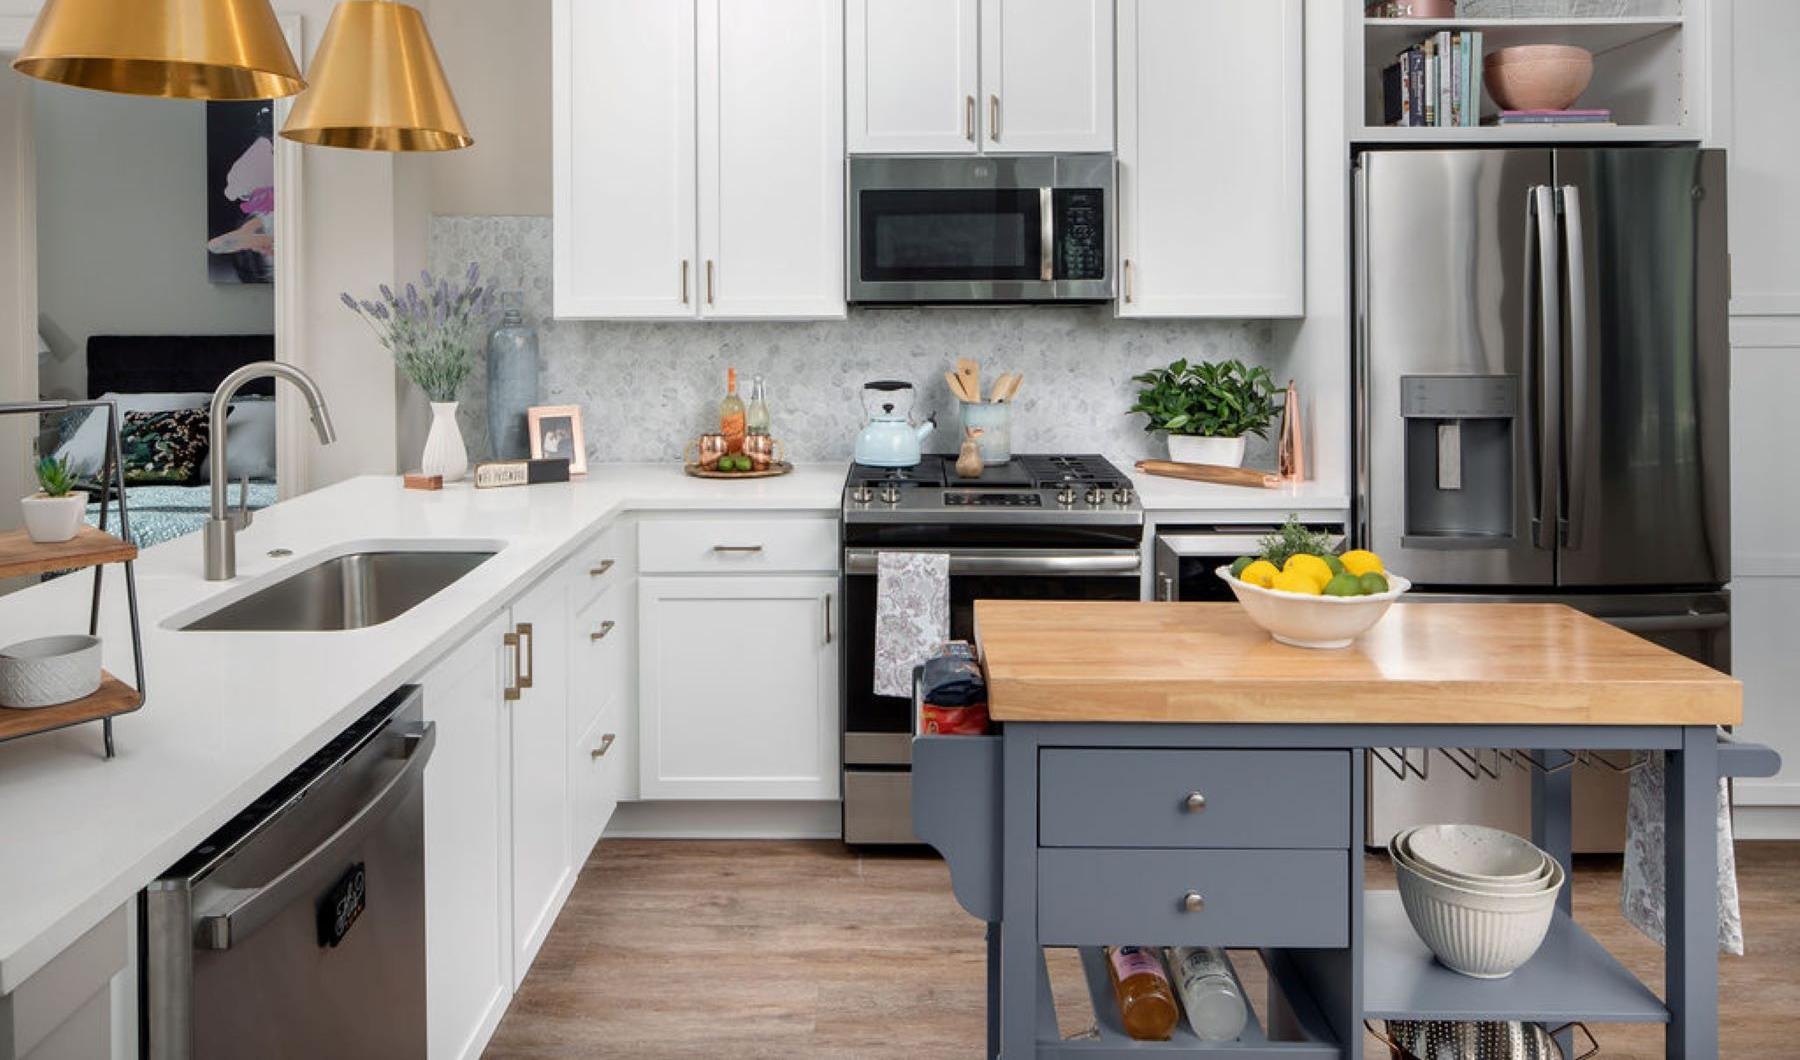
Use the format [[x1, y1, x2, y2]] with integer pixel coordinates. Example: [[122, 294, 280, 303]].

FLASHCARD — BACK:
[[20, 456, 85, 544], [343, 264, 497, 483], [1128, 357, 1279, 468]]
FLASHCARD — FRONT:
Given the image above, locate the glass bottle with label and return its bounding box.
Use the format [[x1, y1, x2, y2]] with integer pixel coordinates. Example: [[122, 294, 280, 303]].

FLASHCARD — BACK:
[[1166, 946, 1247, 1041], [1105, 945, 1178, 1041], [746, 375, 771, 437], [719, 368, 746, 453]]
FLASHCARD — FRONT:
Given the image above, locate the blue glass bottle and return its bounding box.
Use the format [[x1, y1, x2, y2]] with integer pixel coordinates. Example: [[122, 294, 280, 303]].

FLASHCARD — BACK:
[[486, 291, 539, 459]]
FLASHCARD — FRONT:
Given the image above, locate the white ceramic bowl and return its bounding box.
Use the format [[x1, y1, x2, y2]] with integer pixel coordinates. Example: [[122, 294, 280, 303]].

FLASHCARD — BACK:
[[1403, 823, 1550, 884], [1391, 830, 1563, 898], [1393, 855, 1561, 978], [1216, 565, 1411, 649], [0, 634, 102, 709]]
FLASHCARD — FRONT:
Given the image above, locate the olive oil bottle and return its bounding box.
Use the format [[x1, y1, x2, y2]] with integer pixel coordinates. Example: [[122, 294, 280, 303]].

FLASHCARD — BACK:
[[1104, 945, 1179, 1041]]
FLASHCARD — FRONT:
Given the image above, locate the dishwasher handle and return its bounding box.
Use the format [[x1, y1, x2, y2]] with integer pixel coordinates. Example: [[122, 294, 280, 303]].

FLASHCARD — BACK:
[[195, 722, 437, 951]]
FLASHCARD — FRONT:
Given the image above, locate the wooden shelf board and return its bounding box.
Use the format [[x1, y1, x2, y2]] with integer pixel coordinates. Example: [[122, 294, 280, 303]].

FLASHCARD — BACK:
[[1362, 891, 1667, 1024], [1364, 15, 1683, 57], [0, 671, 141, 743], [0, 526, 136, 580], [1352, 123, 1699, 144]]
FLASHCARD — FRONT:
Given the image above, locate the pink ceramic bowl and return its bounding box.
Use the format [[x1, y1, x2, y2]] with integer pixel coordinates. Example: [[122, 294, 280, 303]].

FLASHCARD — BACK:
[[1483, 45, 1594, 112]]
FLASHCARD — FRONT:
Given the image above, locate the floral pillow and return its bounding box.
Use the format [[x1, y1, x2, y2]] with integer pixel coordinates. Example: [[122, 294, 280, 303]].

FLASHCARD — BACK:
[[121, 408, 210, 484]]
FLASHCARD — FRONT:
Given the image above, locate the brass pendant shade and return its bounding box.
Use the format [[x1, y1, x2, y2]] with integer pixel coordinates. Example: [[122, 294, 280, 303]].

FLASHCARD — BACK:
[[279, 1, 472, 152], [12, 0, 305, 100]]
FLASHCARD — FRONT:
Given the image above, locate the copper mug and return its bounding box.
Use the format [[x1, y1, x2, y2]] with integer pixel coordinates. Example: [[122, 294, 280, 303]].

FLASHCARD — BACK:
[[686, 433, 730, 470], [742, 435, 783, 471]]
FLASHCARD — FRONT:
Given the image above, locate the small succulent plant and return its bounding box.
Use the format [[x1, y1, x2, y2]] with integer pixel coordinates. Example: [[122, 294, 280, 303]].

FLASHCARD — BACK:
[[33, 455, 75, 498]]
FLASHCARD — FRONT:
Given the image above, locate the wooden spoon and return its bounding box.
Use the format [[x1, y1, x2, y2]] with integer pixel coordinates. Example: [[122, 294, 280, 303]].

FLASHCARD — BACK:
[[998, 372, 1024, 402], [944, 370, 970, 403], [956, 358, 980, 404]]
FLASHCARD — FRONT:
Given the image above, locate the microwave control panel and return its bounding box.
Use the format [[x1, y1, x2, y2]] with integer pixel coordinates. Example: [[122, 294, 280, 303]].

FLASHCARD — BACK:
[[1054, 188, 1106, 281]]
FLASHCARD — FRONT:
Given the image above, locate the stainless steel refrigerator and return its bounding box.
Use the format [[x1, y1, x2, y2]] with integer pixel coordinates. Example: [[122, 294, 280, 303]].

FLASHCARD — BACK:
[[1354, 147, 1731, 850]]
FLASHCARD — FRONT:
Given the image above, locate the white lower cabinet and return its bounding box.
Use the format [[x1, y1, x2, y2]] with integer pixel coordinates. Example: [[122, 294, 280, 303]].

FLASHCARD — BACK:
[[638, 574, 839, 800], [573, 701, 629, 858], [421, 613, 512, 1060], [506, 574, 573, 986]]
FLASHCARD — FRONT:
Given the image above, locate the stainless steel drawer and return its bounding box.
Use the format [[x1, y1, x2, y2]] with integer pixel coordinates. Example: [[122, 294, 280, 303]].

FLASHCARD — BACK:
[[1039, 749, 1351, 849], [843, 770, 915, 844], [1037, 849, 1349, 948]]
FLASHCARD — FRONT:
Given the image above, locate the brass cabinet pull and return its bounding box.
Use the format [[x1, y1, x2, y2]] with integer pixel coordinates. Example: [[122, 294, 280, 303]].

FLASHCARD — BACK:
[[681, 259, 689, 304], [589, 559, 615, 578], [965, 94, 975, 141], [989, 94, 1000, 141], [1182, 891, 1205, 913], [503, 631, 521, 701], [706, 259, 715, 305], [517, 622, 534, 689], [590, 733, 617, 759], [1124, 259, 1134, 304], [590, 620, 617, 643], [1183, 791, 1207, 813]]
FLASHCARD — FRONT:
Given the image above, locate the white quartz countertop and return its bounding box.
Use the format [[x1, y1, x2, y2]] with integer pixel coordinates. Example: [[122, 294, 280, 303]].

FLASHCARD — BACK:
[[0, 463, 843, 993], [1123, 465, 1350, 521]]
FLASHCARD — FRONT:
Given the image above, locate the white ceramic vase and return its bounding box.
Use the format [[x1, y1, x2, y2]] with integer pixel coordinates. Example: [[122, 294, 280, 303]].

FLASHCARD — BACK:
[[1167, 434, 1248, 467], [421, 401, 470, 483], [19, 493, 86, 543]]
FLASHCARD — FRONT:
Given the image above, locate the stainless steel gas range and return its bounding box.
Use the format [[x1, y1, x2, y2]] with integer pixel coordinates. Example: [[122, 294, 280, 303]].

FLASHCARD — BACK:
[[839, 454, 1144, 844]]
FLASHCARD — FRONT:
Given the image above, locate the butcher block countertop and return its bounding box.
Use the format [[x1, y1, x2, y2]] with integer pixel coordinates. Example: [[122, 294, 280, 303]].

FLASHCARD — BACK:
[[973, 601, 1741, 726]]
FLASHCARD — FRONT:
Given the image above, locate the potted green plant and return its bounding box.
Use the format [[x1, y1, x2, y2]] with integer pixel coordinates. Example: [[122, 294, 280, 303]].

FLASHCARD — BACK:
[[21, 456, 85, 544], [1128, 358, 1278, 467]]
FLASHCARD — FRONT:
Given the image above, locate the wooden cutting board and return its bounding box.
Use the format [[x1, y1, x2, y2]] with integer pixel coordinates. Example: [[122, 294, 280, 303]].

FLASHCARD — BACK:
[[1134, 459, 1282, 489]]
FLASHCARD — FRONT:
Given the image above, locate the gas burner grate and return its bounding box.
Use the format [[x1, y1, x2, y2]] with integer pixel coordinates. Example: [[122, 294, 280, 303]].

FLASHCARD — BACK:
[[1017, 454, 1128, 489]]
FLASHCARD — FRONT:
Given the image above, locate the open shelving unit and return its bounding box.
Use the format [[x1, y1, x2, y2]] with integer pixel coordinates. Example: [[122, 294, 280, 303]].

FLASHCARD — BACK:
[[1350, 1, 1707, 143]]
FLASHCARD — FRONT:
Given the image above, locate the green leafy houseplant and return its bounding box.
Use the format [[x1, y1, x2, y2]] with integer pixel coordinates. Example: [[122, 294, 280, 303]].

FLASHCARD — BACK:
[[33, 456, 75, 498], [1128, 358, 1278, 439]]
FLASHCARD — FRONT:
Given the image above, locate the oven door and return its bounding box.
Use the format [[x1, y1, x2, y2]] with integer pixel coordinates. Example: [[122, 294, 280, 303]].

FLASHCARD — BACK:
[[841, 548, 1142, 764]]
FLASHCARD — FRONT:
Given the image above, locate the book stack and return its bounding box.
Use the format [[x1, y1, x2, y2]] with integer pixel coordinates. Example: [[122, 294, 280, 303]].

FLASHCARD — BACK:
[[1485, 109, 1615, 127], [1382, 31, 1483, 128]]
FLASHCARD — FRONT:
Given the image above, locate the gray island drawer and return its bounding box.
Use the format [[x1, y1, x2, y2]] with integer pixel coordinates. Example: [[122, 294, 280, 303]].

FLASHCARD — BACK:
[[1038, 848, 1349, 948], [1039, 749, 1351, 849]]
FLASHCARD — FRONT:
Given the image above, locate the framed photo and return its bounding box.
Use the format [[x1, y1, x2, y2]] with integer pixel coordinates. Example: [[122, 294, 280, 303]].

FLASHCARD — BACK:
[[528, 405, 587, 475]]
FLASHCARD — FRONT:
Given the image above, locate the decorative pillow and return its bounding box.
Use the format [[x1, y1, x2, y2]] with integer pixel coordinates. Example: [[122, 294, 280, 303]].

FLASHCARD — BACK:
[[55, 392, 212, 476], [120, 408, 211, 484], [198, 398, 277, 483]]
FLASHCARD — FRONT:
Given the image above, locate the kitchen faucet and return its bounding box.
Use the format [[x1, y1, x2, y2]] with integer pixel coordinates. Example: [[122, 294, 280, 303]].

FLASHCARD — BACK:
[[204, 361, 336, 580]]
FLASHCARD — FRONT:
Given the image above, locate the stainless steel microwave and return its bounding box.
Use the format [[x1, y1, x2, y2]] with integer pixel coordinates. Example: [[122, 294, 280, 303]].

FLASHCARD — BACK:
[[847, 154, 1114, 304]]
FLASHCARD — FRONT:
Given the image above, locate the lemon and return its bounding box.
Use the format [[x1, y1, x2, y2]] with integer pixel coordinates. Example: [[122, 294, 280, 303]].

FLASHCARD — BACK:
[[1341, 549, 1384, 577], [1324, 572, 1364, 597], [1239, 559, 1279, 588], [1283, 553, 1333, 590], [1271, 569, 1323, 595]]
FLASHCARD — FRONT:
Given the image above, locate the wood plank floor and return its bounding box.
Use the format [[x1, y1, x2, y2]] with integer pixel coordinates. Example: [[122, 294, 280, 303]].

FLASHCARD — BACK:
[[485, 839, 1800, 1058]]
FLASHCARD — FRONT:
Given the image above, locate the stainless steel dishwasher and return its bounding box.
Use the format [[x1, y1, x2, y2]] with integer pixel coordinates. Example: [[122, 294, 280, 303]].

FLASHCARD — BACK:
[[143, 685, 434, 1059]]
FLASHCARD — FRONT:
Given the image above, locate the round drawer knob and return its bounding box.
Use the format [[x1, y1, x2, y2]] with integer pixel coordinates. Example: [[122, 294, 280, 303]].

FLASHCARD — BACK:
[[1183, 791, 1207, 813], [1182, 891, 1205, 913]]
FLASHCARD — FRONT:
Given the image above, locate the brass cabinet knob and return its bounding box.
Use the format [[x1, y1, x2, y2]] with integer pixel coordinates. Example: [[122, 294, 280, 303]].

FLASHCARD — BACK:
[[1182, 891, 1205, 913], [1184, 791, 1207, 813]]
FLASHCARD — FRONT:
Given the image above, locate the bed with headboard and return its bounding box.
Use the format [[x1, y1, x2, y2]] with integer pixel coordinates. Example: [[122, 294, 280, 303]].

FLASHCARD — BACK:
[[61, 335, 281, 550]]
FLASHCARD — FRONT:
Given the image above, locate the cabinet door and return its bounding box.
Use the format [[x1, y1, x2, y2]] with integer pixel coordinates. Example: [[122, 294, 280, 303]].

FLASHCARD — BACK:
[[1116, 0, 1303, 317], [698, 0, 845, 319], [553, 0, 697, 318], [638, 575, 839, 800], [508, 576, 572, 985], [979, 0, 1114, 152], [847, 0, 980, 153], [421, 613, 511, 1060], [572, 701, 628, 861]]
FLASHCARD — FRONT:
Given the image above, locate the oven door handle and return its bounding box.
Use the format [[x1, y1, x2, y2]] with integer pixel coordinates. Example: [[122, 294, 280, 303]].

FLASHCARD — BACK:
[[842, 549, 1141, 576]]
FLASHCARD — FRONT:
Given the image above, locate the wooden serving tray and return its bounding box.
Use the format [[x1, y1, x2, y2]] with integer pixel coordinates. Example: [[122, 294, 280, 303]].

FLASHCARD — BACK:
[[683, 461, 793, 480], [0, 671, 143, 743]]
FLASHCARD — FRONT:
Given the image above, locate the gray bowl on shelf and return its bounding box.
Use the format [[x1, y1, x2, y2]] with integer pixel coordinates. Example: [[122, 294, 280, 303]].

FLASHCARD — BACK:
[[0, 634, 102, 708]]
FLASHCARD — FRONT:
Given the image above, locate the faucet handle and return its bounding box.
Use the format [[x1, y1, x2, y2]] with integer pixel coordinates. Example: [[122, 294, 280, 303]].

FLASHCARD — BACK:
[[230, 473, 254, 531]]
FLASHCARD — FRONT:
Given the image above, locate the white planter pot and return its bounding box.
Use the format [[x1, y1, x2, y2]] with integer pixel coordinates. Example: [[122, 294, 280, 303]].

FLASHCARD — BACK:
[[19, 493, 86, 544], [421, 401, 470, 483], [1167, 434, 1248, 467]]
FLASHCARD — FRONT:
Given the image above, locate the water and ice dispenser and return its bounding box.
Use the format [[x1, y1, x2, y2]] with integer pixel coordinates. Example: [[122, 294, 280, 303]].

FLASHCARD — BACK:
[[1400, 376, 1517, 545]]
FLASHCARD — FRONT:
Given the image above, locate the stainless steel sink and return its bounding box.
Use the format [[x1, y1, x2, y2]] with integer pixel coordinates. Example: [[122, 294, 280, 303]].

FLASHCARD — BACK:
[[177, 550, 497, 632]]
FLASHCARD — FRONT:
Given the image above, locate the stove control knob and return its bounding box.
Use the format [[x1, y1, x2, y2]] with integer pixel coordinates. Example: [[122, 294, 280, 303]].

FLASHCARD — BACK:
[[878, 482, 901, 505], [1084, 486, 1106, 506], [850, 485, 874, 504], [1112, 487, 1135, 506], [1056, 485, 1076, 506]]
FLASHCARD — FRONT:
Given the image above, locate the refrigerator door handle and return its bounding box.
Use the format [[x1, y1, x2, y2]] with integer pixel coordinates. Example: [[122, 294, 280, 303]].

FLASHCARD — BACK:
[[1528, 185, 1562, 552], [1559, 184, 1589, 550]]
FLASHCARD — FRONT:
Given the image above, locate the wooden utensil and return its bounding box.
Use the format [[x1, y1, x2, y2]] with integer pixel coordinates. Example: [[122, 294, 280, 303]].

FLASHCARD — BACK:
[[997, 372, 1024, 402], [1134, 459, 1282, 489], [956, 358, 980, 404], [945, 370, 971, 403]]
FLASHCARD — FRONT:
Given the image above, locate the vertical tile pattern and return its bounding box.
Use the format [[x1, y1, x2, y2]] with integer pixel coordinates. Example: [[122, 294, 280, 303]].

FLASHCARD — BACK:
[[430, 216, 1285, 464]]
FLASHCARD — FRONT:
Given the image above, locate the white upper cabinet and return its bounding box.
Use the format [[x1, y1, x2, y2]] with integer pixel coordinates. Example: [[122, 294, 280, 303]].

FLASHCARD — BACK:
[[554, 0, 696, 319], [698, 0, 845, 319], [1117, 0, 1304, 318], [979, 0, 1114, 153], [847, 0, 981, 153], [554, 0, 844, 320]]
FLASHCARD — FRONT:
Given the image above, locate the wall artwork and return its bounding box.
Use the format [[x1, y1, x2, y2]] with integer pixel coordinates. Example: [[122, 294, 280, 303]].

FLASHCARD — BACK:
[[206, 101, 276, 285]]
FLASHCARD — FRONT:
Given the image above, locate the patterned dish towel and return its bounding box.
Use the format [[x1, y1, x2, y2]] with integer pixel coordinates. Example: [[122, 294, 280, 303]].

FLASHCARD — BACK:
[[1621, 749, 1744, 955], [873, 552, 950, 698]]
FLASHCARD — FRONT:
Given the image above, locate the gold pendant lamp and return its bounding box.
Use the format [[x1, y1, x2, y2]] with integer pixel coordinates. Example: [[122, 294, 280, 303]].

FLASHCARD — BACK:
[[279, 0, 472, 152], [12, 0, 305, 100]]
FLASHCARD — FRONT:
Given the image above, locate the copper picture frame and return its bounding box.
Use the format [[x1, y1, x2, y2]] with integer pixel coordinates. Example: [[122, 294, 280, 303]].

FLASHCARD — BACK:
[[527, 404, 587, 475]]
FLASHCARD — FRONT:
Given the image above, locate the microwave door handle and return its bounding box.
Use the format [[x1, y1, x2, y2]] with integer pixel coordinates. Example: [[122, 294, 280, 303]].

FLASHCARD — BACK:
[[1530, 185, 1562, 552], [1039, 187, 1054, 283], [1559, 184, 1589, 550], [194, 723, 437, 950]]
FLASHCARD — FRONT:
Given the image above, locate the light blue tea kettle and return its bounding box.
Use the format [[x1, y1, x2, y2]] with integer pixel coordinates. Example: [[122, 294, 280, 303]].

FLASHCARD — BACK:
[[854, 380, 935, 467]]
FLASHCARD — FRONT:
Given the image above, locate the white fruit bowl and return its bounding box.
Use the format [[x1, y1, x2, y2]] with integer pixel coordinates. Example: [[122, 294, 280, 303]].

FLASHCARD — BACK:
[[1215, 565, 1411, 649]]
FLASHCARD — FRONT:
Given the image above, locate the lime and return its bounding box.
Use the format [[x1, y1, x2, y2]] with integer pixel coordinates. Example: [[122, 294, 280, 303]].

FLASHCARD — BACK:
[[1230, 556, 1256, 578], [1323, 553, 1346, 575], [1358, 571, 1389, 594], [1324, 572, 1363, 597]]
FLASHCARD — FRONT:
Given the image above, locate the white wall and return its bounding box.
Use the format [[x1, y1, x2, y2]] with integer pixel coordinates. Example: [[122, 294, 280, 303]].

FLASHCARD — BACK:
[[420, 0, 551, 217], [32, 85, 275, 400], [0, 54, 35, 546]]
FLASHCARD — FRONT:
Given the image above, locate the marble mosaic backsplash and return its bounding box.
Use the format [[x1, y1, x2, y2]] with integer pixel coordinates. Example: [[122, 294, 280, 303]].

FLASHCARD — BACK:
[[429, 215, 1285, 465]]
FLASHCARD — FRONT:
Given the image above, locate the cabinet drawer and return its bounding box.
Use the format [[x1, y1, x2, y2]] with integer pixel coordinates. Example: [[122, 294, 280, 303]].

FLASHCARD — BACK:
[[1038, 849, 1348, 948], [572, 705, 627, 860], [1039, 749, 1350, 849], [570, 521, 630, 611], [637, 517, 837, 574], [570, 584, 631, 741]]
